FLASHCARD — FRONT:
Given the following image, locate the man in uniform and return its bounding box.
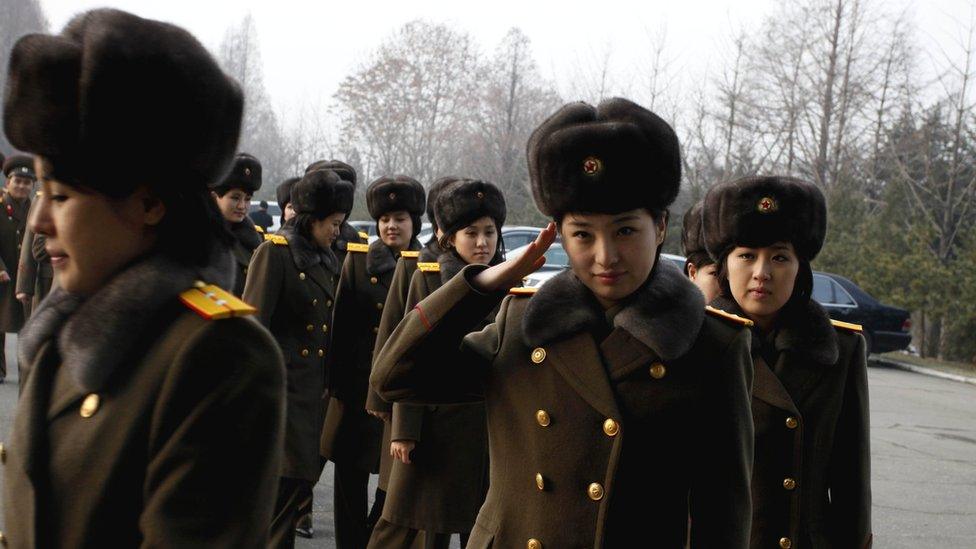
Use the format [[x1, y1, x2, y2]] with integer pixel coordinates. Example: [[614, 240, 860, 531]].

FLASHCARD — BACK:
[[0, 154, 34, 383], [16, 191, 53, 318]]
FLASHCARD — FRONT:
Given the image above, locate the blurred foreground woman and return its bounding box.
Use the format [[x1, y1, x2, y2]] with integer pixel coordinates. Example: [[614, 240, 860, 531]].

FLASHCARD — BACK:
[[0, 9, 286, 548], [372, 98, 755, 548]]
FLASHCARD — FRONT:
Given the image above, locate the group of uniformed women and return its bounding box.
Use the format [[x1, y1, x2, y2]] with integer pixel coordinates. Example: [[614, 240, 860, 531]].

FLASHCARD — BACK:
[[0, 8, 871, 549]]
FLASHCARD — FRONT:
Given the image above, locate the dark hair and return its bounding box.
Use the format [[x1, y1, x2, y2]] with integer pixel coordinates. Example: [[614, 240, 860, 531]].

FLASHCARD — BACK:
[[716, 247, 813, 313], [260, 200, 268, 209], [684, 250, 715, 276], [554, 206, 667, 226]]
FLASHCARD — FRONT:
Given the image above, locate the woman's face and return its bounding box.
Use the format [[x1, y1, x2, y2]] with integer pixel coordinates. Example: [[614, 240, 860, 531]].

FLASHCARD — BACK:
[[726, 242, 799, 325], [32, 161, 162, 296], [211, 188, 251, 223], [379, 210, 413, 251], [688, 261, 721, 303], [450, 216, 498, 264], [560, 208, 666, 309], [283, 202, 296, 221], [310, 212, 346, 249]]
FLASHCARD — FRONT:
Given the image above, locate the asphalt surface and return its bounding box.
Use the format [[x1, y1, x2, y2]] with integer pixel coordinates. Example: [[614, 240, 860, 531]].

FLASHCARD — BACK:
[[0, 335, 973, 547]]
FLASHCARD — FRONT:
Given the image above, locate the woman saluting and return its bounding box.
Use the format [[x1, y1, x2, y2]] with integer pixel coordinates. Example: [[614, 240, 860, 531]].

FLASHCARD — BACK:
[[1, 9, 285, 547], [243, 168, 353, 548], [701, 176, 872, 549], [372, 98, 754, 548]]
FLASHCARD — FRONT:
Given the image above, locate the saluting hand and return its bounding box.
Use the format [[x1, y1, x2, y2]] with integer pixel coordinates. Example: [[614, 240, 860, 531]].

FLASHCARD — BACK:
[[0, 271, 9, 283], [472, 222, 557, 292], [391, 440, 416, 464]]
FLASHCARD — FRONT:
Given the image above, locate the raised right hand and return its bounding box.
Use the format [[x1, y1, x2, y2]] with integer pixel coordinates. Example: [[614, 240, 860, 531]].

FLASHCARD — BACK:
[[472, 222, 557, 292]]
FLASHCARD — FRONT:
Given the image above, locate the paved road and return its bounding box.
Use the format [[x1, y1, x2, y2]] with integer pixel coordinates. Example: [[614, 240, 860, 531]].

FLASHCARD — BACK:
[[0, 334, 973, 547]]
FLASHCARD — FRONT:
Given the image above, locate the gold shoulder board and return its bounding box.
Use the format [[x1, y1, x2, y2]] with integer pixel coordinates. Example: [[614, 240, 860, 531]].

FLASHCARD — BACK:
[[255, 225, 265, 234], [347, 242, 370, 253], [401, 251, 420, 259], [509, 287, 538, 297], [417, 262, 440, 272], [705, 305, 754, 327], [358, 231, 370, 240], [830, 319, 863, 333], [180, 281, 257, 320], [266, 234, 288, 245]]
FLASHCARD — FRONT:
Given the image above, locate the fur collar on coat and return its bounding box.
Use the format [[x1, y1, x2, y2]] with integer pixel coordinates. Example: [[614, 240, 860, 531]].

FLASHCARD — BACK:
[[522, 260, 705, 361], [18, 246, 236, 393]]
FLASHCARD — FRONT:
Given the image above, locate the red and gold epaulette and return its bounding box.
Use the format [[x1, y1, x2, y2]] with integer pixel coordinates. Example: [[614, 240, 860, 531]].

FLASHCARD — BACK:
[[255, 225, 265, 234], [705, 305, 754, 327], [401, 251, 420, 259], [509, 286, 538, 297], [180, 281, 256, 320], [358, 231, 370, 240], [266, 234, 288, 245], [347, 242, 369, 253], [417, 262, 440, 272], [830, 319, 863, 333]]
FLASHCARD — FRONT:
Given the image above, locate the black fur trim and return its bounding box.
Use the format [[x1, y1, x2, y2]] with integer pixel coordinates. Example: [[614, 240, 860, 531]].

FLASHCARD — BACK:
[[523, 260, 704, 359], [681, 200, 706, 256]]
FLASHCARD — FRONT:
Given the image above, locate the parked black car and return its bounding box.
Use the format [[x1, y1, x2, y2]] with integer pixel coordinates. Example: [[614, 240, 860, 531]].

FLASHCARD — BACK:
[[813, 271, 912, 355]]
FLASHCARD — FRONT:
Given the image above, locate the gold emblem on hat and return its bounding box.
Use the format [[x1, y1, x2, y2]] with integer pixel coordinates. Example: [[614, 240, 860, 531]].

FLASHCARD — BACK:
[[757, 196, 777, 213], [244, 167, 251, 176], [582, 156, 603, 175], [476, 191, 485, 199], [389, 192, 397, 200]]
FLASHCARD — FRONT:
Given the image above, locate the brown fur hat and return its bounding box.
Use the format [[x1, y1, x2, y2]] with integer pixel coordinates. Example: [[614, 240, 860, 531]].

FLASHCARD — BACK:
[[702, 175, 827, 262], [3, 9, 242, 196], [527, 97, 680, 218], [292, 169, 354, 219], [305, 160, 356, 186], [366, 175, 425, 219], [435, 179, 506, 235], [212, 153, 262, 194]]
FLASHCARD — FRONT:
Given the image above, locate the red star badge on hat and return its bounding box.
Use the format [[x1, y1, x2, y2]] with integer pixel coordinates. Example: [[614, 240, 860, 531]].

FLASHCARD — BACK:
[[583, 157, 603, 175], [757, 196, 777, 213]]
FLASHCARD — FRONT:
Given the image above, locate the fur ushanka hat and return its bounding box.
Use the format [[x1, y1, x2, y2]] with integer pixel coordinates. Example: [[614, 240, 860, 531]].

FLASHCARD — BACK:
[[305, 160, 356, 186], [681, 201, 708, 257], [702, 175, 827, 262], [3, 9, 243, 196], [434, 179, 506, 236], [276, 177, 300, 210], [213, 153, 262, 194], [426, 175, 465, 231], [291, 169, 354, 219], [366, 175, 425, 219], [527, 97, 681, 218]]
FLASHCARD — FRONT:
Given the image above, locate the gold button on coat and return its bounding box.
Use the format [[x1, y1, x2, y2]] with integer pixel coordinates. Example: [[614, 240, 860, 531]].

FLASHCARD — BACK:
[[531, 348, 546, 364], [527, 539, 542, 549], [375, 302, 383, 310], [603, 419, 619, 437], [779, 537, 792, 549], [312, 299, 318, 306], [306, 324, 314, 332], [370, 276, 378, 284], [301, 349, 310, 357], [299, 272, 306, 280], [536, 410, 551, 427], [535, 473, 545, 490], [0, 443, 6, 464], [373, 327, 379, 334], [0, 531, 6, 546], [327, 300, 333, 307], [322, 325, 329, 333], [318, 349, 325, 357], [649, 363, 666, 379], [80, 394, 100, 418], [785, 417, 798, 429], [588, 482, 604, 501], [783, 478, 796, 490]]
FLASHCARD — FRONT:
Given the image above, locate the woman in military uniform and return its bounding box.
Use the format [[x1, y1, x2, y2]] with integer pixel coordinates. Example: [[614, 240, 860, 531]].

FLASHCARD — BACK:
[[322, 175, 426, 548], [681, 200, 720, 302], [365, 175, 464, 505], [701, 176, 872, 549], [210, 152, 264, 296], [243, 168, 352, 548], [370, 179, 506, 549], [372, 98, 755, 548], [0, 154, 33, 382], [0, 9, 286, 548]]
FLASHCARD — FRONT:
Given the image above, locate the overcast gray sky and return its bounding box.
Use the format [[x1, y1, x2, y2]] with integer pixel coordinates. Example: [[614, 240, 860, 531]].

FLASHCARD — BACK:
[[37, 0, 974, 124]]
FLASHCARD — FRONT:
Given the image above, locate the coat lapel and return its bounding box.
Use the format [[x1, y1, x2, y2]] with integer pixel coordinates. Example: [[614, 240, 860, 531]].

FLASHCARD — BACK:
[[545, 332, 621, 421], [12, 342, 60, 477], [752, 355, 799, 414], [306, 262, 336, 301]]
